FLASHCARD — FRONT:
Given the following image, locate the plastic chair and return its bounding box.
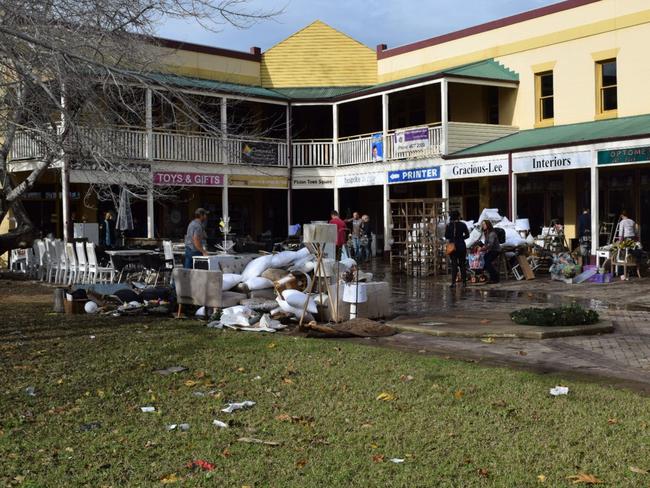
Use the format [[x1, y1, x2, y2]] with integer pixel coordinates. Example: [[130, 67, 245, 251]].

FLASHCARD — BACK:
[[46, 239, 58, 283], [75, 242, 89, 283], [65, 243, 79, 285], [85, 242, 115, 283], [32, 239, 46, 280], [55, 240, 68, 284]]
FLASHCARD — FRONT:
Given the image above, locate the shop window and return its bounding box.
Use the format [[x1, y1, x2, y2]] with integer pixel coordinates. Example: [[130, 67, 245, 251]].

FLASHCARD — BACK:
[[596, 59, 617, 116], [535, 71, 554, 126]]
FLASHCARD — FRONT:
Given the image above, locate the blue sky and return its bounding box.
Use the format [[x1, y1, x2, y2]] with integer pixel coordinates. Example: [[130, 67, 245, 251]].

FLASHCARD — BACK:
[[157, 0, 560, 52]]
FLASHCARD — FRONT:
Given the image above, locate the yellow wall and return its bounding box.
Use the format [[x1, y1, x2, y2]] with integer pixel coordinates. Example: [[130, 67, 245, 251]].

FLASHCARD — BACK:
[[158, 47, 261, 85], [261, 20, 377, 88], [378, 0, 650, 129], [0, 212, 12, 267]]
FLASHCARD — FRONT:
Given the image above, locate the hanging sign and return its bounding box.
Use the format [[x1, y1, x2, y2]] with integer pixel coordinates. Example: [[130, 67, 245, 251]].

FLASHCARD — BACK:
[[229, 174, 288, 189], [393, 127, 430, 155], [292, 177, 334, 189], [336, 172, 385, 188], [388, 166, 441, 184], [513, 150, 591, 173], [153, 171, 224, 187], [444, 158, 508, 179], [598, 146, 650, 165]]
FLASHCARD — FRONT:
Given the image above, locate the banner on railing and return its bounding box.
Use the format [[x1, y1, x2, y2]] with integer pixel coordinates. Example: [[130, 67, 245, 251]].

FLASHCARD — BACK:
[[153, 171, 224, 187], [371, 133, 384, 162], [242, 141, 279, 166], [393, 127, 430, 155]]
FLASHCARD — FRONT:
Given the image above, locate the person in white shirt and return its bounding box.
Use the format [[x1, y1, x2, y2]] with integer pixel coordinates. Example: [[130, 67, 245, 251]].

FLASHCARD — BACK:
[[618, 211, 637, 241]]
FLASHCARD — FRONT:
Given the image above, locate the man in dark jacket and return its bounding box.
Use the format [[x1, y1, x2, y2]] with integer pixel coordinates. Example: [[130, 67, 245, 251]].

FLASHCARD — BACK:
[[445, 210, 470, 288]]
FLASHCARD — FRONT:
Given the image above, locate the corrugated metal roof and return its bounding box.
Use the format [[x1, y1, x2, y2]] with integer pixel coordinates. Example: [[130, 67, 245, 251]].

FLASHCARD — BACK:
[[272, 86, 370, 99], [453, 114, 650, 157], [148, 73, 289, 100]]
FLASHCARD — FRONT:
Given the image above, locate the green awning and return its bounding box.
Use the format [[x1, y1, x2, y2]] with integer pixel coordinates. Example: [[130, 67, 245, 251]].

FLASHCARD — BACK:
[[148, 73, 289, 100], [452, 114, 650, 157]]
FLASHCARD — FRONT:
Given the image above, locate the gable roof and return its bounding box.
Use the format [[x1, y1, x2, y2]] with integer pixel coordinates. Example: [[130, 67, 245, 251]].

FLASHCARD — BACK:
[[452, 114, 650, 157]]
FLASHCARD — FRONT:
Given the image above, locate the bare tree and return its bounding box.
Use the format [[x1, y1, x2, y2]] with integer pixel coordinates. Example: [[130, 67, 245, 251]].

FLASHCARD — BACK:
[[0, 0, 282, 253]]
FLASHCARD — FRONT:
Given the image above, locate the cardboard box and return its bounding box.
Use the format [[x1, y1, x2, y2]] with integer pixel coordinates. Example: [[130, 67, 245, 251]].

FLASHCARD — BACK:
[[64, 299, 88, 314]]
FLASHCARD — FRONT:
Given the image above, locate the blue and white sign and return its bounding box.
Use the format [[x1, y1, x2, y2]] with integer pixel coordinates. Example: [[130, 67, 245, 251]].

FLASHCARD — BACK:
[[388, 166, 441, 184]]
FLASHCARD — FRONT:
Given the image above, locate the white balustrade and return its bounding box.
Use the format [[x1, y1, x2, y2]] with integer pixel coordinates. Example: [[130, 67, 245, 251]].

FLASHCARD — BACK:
[[292, 140, 334, 167]]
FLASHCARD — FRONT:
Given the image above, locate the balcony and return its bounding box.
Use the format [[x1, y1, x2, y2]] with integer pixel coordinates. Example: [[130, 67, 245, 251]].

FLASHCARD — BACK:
[[9, 121, 517, 169], [10, 126, 289, 167]]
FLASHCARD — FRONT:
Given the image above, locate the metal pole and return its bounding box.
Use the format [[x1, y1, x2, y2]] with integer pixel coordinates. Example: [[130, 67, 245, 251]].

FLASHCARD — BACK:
[[590, 151, 599, 257], [145, 88, 154, 239]]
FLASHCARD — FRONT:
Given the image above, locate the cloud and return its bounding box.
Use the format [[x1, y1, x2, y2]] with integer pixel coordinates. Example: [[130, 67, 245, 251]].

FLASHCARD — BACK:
[[156, 0, 560, 52]]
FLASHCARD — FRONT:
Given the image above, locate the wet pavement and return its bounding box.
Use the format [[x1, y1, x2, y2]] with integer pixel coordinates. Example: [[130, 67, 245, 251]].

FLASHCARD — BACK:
[[360, 260, 650, 392]]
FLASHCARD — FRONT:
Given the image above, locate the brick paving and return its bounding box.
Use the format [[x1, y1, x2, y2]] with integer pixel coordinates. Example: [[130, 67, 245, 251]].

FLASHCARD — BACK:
[[365, 262, 650, 390]]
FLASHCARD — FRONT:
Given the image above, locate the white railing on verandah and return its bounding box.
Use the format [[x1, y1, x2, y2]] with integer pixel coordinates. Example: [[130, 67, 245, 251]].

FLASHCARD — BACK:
[[10, 126, 289, 167], [291, 139, 334, 167]]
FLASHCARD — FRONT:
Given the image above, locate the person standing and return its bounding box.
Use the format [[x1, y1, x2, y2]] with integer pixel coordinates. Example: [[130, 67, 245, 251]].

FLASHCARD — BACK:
[[578, 208, 591, 264], [618, 210, 637, 241], [445, 211, 469, 288], [99, 211, 116, 248], [481, 220, 501, 284], [184, 208, 210, 268], [329, 210, 347, 260], [360, 214, 372, 262], [346, 212, 362, 259]]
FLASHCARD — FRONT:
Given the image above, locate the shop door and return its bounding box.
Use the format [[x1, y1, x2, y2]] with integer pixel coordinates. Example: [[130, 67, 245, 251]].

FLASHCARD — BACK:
[[640, 189, 650, 249]]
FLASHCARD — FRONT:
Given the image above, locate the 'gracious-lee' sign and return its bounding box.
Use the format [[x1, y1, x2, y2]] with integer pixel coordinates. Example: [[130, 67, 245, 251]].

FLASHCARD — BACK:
[[153, 171, 224, 187]]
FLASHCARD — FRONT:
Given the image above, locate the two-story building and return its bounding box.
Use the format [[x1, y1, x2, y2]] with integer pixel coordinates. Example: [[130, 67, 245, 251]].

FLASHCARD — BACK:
[[7, 0, 650, 254]]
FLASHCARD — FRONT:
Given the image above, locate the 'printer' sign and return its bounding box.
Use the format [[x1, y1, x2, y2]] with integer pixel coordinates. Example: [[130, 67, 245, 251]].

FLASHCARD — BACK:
[[388, 166, 441, 184]]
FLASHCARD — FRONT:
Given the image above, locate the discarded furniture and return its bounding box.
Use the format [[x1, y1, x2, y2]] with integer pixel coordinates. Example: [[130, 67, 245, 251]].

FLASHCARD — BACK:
[[172, 268, 223, 317]]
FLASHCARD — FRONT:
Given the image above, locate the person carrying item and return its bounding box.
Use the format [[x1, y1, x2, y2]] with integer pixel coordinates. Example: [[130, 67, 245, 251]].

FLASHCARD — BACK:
[[480, 220, 501, 283], [346, 212, 363, 259], [360, 214, 372, 262], [329, 210, 347, 260], [445, 210, 469, 288], [184, 208, 210, 268], [618, 210, 637, 241]]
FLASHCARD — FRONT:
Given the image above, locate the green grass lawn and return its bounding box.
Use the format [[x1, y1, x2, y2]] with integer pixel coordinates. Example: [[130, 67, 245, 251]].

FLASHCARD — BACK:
[[1, 293, 649, 487]]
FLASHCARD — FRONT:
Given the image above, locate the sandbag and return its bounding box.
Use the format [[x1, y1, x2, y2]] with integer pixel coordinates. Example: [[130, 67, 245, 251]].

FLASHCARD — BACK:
[[241, 255, 273, 281], [222, 273, 242, 291], [503, 228, 526, 247], [270, 251, 296, 268], [293, 247, 311, 262], [275, 296, 314, 321], [282, 289, 317, 314], [244, 276, 274, 291]]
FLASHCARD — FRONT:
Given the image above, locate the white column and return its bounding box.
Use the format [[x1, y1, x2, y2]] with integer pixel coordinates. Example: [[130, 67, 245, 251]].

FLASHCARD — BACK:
[[286, 104, 292, 227], [441, 178, 449, 200], [381, 93, 389, 159], [590, 157, 599, 256], [146, 188, 154, 239], [333, 186, 339, 212], [145, 88, 154, 239], [220, 97, 228, 163], [383, 182, 391, 251], [441, 79, 449, 156], [510, 173, 518, 221], [60, 90, 70, 243], [332, 104, 339, 167], [222, 175, 229, 223]]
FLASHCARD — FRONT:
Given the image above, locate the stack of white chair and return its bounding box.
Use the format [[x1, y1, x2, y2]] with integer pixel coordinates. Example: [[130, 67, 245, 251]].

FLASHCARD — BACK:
[[85, 242, 115, 283]]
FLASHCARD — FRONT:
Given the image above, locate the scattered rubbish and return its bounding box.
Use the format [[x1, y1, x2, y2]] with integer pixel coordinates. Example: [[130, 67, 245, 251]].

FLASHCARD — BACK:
[[221, 401, 256, 413], [303, 318, 396, 338], [153, 366, 188, 376], [566, 473, 603, 484], [389, 458, 405, 464], [252, 376, 262, 381], [167, 423, 190, 432], [84, 301, 99, 314], [193, 390, 218, 398], [140, 406, 156, 413], [80, 421, 102, 432], [629, 466, 649, 475], [89, 335, 96, 339], [550, 386, 569, 396], [237, 437, 280, 446], [186, 460, 215, 471], [25, 386, 36, 397], [212, 419, 229, 429], [195, 306, 206, 317], [207, 321, 223, 329], [481, 337, 496, 344], [376, 392, 396, 401], [400, 375, 414, 382]]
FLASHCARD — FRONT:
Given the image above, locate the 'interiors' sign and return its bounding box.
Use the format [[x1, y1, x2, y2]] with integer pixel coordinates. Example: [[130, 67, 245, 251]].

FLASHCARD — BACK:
[[512, 150, 591, 174]]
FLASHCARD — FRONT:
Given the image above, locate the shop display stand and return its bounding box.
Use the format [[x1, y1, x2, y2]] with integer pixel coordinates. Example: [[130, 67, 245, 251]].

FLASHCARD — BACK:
[[389, 198, 448, 276]]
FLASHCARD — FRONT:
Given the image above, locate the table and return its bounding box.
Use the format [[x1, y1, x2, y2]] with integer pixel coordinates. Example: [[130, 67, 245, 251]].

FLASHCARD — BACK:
[[105, 250, 155, 257]]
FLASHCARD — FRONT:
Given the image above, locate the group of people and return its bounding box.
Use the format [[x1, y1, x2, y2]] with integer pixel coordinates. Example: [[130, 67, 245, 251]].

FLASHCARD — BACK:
[[329, 211, 372, 262], [445, 211, 501, 288]]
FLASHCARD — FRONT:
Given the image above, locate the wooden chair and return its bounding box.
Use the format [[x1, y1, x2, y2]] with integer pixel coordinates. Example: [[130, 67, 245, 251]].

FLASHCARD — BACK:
[[610, 248, 641, 280]]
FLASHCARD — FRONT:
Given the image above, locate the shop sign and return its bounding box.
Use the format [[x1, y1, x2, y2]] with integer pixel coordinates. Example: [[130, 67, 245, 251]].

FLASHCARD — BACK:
[[153, 171, 223, 187], [598, 146, 650, 165], [292, 177, 334, 189], [393, 127, 430, 155], [371, 133, 384, 162], [388, 166, 441, 184], [229, 174, 288, 189], [513, 150, 591, 173], [336, 172, 385, 188], [444, 159, 508, 179]]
